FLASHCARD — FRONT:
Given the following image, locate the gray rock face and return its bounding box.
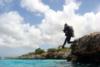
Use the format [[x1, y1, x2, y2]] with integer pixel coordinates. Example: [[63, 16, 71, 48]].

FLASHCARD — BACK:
[[67, 32, 100, 63]]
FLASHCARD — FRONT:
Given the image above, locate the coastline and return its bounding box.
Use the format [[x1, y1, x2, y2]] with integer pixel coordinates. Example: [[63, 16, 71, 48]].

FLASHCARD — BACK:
[[5, 47, 71, 60]]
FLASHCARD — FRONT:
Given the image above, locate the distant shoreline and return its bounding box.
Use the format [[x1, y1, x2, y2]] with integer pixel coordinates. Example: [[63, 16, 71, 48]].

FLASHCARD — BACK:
[[5, 47, 71, 60]]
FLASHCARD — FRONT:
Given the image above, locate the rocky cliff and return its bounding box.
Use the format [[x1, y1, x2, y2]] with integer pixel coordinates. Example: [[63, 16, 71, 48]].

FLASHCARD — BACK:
[[67, 32, 100, 63]]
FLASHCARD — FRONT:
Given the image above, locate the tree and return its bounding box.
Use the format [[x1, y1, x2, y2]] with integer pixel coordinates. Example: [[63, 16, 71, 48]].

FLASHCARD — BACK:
[[47, 48, 57, 52], [35, 48, 45, 54]]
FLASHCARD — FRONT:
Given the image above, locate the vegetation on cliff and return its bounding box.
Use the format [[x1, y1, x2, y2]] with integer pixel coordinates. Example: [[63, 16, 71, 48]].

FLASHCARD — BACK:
[[18, 47, 71, 59]]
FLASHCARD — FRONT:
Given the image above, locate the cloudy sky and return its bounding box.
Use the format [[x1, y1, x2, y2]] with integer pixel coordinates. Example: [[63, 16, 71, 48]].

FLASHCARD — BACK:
[[0, 0, 100, 57]]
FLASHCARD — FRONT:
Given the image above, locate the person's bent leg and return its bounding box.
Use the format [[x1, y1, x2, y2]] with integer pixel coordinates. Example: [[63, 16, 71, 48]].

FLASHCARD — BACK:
[[62, 37, 67, 48], [67, 36, 71, 43]]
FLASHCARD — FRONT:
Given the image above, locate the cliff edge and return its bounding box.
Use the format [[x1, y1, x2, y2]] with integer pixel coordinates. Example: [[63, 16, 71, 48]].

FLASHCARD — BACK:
[[67, 32, 100, 63]]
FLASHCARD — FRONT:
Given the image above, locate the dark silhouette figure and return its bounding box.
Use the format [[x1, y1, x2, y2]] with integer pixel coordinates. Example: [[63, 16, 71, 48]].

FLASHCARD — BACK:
[[62, 23, 74, 48]]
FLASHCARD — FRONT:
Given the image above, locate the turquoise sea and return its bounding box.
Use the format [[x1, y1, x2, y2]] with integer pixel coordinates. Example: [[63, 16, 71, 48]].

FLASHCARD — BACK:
[[0, 59, 99, 67]]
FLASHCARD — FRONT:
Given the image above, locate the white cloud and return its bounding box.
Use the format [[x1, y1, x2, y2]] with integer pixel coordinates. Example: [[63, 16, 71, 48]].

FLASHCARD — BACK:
[[0, 11, 41, 49], [21, 0, 49, 13]]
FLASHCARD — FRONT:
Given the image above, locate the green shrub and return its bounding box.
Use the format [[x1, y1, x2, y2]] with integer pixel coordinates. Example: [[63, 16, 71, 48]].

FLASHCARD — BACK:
[[47, 48, 57, 52], [35, 48, 45, 54]]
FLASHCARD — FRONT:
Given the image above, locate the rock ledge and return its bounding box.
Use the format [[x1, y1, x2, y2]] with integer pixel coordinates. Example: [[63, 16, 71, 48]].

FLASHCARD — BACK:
[[67, 32, 100, 63]]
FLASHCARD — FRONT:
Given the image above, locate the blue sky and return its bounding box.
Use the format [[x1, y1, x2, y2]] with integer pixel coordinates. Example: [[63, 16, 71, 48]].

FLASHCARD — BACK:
[[77, 0, 100, 14], [0, 0, 100, 57]]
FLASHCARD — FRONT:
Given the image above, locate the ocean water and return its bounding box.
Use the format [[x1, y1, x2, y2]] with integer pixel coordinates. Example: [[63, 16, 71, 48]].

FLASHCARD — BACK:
[[0, 59, 99, 67]]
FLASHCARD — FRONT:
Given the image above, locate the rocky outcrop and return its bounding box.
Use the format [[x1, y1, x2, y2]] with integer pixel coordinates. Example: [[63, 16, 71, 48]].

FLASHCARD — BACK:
[[18, 48, 71, 59], [45, 48, 71, 59], [67, 32, 100, 63]]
